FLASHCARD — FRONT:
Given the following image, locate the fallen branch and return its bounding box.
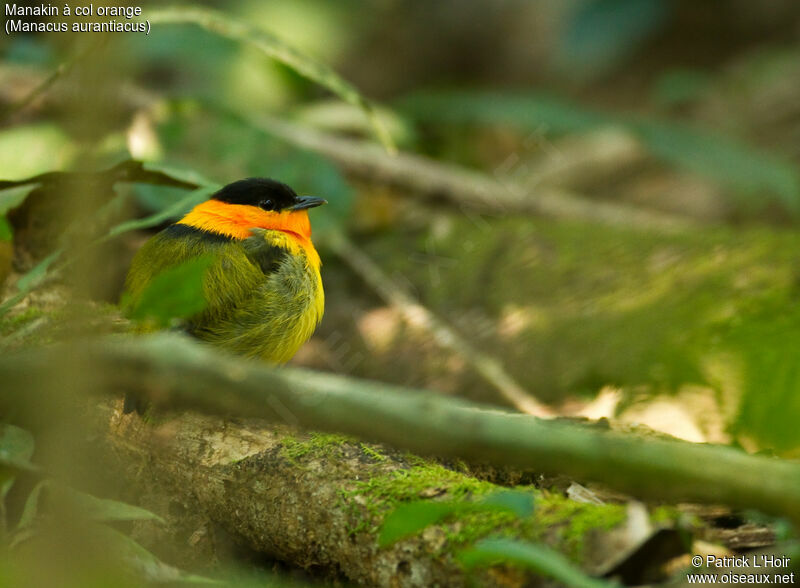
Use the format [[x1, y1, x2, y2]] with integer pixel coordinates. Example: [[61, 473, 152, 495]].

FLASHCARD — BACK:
[[101, 407, 627, 586], [2, 334, 799, 524]]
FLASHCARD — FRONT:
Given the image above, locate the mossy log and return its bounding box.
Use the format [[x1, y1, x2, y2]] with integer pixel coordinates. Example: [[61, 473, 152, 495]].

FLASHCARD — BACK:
[[105, 406, 627, 587]]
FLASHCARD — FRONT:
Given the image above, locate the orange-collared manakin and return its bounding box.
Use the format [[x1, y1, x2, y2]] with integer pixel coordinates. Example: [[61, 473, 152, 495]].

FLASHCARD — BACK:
[[122, 178, 326, 411]]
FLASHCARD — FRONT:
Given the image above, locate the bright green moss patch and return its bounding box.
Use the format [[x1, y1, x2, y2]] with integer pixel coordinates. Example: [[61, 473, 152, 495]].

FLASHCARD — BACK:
[[649, 505, 682, 526], [339, 461, 499, 536], [339, 456, 628, 562], [359, 443, 387, 462], [279, 432, 354, 464], [535, 491, 627, 559]]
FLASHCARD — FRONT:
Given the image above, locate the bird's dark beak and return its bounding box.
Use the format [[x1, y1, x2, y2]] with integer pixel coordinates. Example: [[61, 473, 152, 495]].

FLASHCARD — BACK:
[[289, 196, 327, 211]]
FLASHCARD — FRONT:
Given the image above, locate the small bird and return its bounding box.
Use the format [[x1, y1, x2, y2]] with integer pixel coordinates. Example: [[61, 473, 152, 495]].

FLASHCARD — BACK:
[[123, 178, 326, 366]]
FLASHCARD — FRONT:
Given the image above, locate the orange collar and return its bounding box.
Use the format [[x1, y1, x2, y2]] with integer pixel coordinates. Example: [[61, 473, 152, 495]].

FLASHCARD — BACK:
[[178, 199, 313, 243]]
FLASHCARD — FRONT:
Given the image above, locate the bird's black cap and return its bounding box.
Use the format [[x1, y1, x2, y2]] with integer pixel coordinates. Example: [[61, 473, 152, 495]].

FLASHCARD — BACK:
[[212, 178, 325, 212]]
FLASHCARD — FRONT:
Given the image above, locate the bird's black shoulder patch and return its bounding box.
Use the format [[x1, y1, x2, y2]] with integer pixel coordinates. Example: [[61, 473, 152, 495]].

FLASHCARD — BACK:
[[162, 223, 233, 244]]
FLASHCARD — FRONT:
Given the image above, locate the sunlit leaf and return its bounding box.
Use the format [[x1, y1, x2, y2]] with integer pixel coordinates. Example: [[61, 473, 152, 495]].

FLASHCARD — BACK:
[[0, 124, 73, 180], [458, 538, 613, 588], [127, 255, 215, 327]]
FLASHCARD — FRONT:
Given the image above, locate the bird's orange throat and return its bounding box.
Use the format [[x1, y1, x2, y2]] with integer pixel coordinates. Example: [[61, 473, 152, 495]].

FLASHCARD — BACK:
[[178, 199, 319, 264]]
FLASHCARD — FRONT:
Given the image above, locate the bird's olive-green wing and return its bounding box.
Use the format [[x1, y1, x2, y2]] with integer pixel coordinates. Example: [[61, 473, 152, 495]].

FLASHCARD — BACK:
[[123, 225, 273, 314], [240, 228, 289, 275]]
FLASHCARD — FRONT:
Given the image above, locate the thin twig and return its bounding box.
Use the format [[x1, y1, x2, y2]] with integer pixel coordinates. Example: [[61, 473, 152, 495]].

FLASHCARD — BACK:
[[329, 230, 556, 417]]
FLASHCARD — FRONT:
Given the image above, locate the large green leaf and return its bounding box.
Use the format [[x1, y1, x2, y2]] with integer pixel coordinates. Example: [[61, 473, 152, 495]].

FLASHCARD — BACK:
[[127, 255, 215, 327]]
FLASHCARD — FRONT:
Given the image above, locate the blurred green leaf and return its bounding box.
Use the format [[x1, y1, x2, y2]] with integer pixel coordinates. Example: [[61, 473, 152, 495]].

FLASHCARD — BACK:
[[399, 90, 605, 134], [631, 120, 800, 212], [95, 525, 221, 584], [140, 161, 212, 188], [0, 250, 62, 317], [559, 0, 669, 77], [0, 184, 40, 216], [107, 184, 218, 238], [148, 7, 395, 153], [724, 304, 800, 450], [0, 124, 73, 180], [379, 490, 535, 547], [15, 480, 46, 531], [127, 255, 215, 327], [398, 90, 800, 212], [458, 538, 613, 588], [651, 69, 712, 108], [294, 99, 417, 148], [479, 490, 535, 518], [64, 489, 165, 524], [378, 501, 464, 547], [0, 424, 35, 499], [0, 159, 204, 225], [0, 217, 12, 243]]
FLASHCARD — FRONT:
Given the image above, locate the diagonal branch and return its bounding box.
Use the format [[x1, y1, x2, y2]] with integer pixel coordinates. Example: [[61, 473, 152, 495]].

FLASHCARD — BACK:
[[328, 231, 553, 417], [250, 113, 696, 233]]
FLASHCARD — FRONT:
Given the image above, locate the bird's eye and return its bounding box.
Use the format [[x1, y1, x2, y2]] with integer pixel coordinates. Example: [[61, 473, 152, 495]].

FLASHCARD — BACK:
[[259, 199, 274, 210]]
